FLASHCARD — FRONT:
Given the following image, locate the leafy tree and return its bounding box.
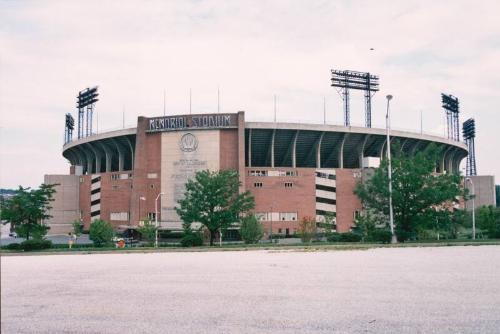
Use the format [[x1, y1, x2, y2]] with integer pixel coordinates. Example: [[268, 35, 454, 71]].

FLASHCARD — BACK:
[[477, 205, 500, 238], [72, 220, 84, 236], [0, 184, 56, 240], [352, 211, 378, 241], [137, 219, 157, 243], [240, 214, 264, 244], [176, 170, 255, 246], [89, 219, 114, 247], [355, 144, 464, 241], [297, 216, 316, 243]]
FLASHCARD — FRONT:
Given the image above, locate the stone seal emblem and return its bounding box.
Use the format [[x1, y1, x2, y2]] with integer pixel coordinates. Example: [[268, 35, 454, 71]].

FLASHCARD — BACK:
[[179, 133, 198, 152]]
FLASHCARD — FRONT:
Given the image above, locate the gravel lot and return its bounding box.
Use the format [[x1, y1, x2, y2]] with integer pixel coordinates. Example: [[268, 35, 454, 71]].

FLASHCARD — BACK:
[[2, 246, 500, 333]]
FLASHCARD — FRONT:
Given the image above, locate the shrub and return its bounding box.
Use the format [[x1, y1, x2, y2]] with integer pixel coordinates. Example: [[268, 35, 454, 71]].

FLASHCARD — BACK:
[[298, 216, 316, 243], [240, 215, 264, 244], [326, 233, 342, 242], [89, 219, 114, 247], [367, 229, 393, 243], [20, 239, 52, 251], [138, 219, 157, 242], [4, 243, 21, 250], [180, 232, 203, 247], [339, 232, 362, 242], [72, 220, 84, 236]]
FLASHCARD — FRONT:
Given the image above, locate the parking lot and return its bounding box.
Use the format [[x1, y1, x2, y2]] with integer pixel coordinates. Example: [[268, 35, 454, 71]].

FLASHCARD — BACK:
[[2, 246, 500, 333]]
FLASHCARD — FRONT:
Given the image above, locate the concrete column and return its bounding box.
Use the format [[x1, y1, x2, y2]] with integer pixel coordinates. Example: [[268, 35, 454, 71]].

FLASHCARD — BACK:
[[98, 142, 113, 173], [124, 136, 135, 170], [339, 134, 347, 168], [111, 139, 125, 171], [359, 135, 370, 168], [248, 128, 252, 168], [316, 132, 325, 168], [292, 130, 299, 168], [270, 129, 276, 168]]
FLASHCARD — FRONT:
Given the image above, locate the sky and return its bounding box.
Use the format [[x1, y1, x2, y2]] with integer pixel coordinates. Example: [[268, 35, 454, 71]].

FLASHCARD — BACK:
[[1, 0, 499, 189]]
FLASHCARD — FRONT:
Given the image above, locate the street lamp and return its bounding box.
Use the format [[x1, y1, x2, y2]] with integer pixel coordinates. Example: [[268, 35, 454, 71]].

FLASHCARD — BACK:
[[465, 178, 476, 240], [155, 192, 165, 248], [386, 94, 397, 244]]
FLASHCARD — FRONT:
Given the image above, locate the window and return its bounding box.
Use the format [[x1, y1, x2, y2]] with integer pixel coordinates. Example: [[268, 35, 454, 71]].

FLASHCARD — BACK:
[[111, 174, 120, 181], [147, 212, 156, 221], [278, 228, 282, 234], [248, 170, 267, 177], [315, 172, 336, 180], [79, 177, 84, 183], [279, 212, 297, 221], [110, 212, 129, 221], [254, 182, 263, 188], [284, 182, 293, 188]]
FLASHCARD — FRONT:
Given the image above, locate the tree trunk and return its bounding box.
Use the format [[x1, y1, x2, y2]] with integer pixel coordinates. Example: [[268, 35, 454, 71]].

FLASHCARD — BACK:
[[209, 230, 215, 246]]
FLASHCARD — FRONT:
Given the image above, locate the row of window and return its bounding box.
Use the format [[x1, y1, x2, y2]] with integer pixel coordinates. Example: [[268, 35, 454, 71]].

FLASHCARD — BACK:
[[315, 172, 336, 180], [254, 182, 294, 188], [111, 173, 133, 181], [248, 170, 299, 177], [109, 212, 156, 221], [256, 212, 298, 221]]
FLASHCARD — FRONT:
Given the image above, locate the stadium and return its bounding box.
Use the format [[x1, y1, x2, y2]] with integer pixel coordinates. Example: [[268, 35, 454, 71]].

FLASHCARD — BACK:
[[46, 109, 468, 237]]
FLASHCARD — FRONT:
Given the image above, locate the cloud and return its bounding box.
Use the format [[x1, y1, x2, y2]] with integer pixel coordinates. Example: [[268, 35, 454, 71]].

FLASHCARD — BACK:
[[1, 0, 499, 188]]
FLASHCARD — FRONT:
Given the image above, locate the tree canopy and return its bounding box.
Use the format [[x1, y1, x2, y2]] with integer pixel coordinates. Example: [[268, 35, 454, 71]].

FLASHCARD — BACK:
[[1, 184, 56, 240], [355, 144, 464, 241], [176, 169, 255, 246]]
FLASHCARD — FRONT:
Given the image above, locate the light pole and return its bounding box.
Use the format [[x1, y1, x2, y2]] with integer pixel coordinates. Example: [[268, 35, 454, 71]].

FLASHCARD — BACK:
[[465, 178, 476, 240], [386, 94, 397, 244], [155, 192, 165, 248]]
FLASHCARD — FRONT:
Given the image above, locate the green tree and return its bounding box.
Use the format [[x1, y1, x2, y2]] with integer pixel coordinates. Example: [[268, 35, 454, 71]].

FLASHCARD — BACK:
[[89, 219, 114, 247], [352, 211, 378, 241], [240, 214, 264, 244], [355, 144, 464, 241], [176, 170, 255, 246], [0, 184, 56, 240], [477, 205, 500, 238], [137, 219, 157, 244], [72, 220, 84, 236]]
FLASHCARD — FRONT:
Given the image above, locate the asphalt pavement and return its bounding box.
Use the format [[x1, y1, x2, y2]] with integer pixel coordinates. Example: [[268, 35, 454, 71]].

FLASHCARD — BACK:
[[1, 246, 499, 333]]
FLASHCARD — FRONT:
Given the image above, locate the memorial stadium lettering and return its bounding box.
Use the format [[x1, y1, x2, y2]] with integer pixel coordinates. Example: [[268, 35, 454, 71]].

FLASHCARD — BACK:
[[147, 114, 236, 132]]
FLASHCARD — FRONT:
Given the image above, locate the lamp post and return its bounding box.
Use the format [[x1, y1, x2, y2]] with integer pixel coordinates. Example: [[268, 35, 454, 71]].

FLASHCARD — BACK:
[[386, 94, 397, 244], [155, 192, 165, 248], [465, 178, 476, 240]]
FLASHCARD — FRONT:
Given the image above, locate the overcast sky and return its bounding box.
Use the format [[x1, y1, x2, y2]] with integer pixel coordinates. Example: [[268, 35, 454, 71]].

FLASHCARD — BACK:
[[1, 0, 499, 189]]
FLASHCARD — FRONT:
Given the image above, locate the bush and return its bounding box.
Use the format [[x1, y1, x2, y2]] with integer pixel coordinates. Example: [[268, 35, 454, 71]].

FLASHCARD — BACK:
[[240, 215, 264, 244], [89, 219, 114, 247], [180, 232, 203, 247], [367, 229, 393, 243], [20, 239, 52, 251], [138, 219, 157, 242], [326, 232, 342, 242], [339, 232, 362, 242], [298, 216, 316, 243], [3, 243, 21, 250]]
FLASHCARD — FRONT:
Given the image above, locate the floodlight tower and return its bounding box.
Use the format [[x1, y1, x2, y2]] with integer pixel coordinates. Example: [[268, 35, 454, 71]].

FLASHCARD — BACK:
[[441, 93, 460, 141], [331, 70, 379, 127], [77, 87, 99, 138], [64, 113, 74, 144], [462, 118, 477, 176]]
